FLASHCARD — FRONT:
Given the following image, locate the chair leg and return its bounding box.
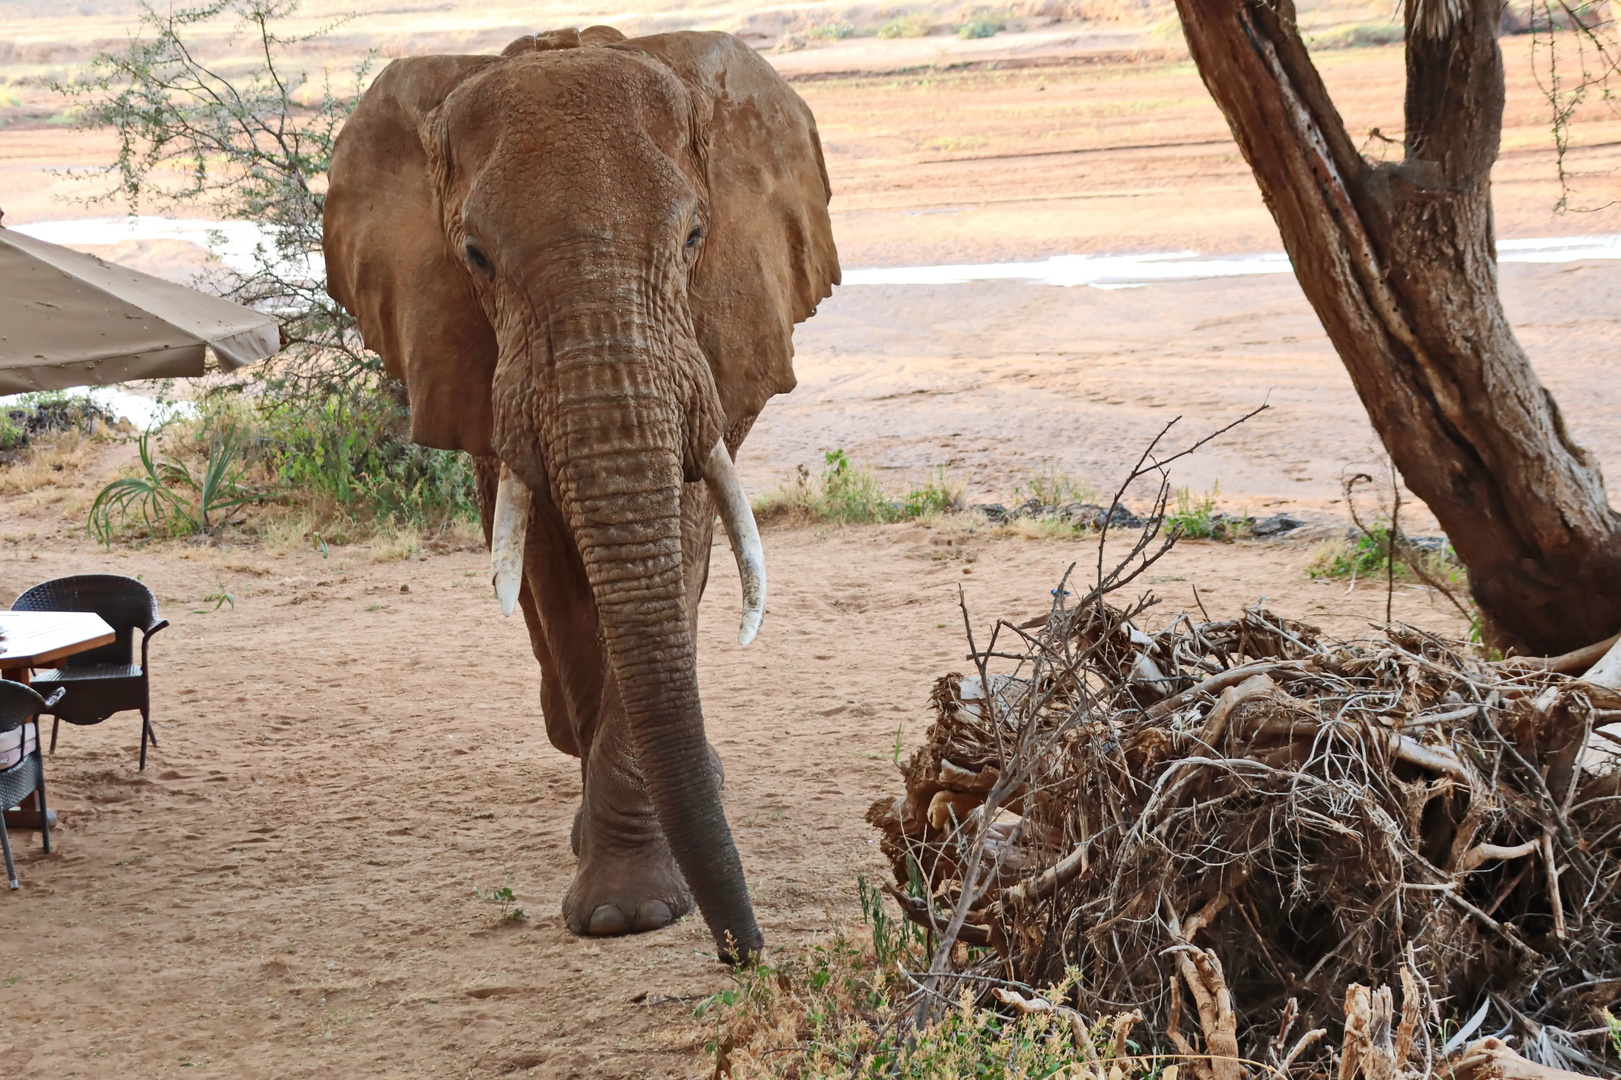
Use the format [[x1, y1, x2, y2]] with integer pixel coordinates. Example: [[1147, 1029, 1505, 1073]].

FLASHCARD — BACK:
[[49, 716, 58, 755], [0, 813, 15, 890], [138, 709, 154, 772], [36, 778, 49, 858]]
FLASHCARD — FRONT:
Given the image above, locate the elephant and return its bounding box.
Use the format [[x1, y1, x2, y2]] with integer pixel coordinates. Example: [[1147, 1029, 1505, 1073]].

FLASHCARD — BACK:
[[321, 25, 840, 961]]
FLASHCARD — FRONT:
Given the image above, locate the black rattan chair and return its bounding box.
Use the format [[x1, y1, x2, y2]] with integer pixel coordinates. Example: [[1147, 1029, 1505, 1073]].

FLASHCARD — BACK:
[[0, 680, 63, 889], [11, 575, 168, 770]]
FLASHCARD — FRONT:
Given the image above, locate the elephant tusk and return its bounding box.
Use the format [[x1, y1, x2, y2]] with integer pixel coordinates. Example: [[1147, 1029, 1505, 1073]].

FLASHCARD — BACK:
[[490, 464, 531, 618], [702, 440, 767, 646]]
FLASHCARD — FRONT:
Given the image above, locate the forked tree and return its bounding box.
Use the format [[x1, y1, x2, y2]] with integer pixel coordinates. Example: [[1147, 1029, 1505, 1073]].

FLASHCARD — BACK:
[[1172, 0, 1621, 656]]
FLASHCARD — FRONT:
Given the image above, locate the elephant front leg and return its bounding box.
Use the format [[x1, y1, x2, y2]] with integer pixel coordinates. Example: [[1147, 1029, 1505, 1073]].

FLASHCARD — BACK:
[[513, 477, 726, 937], [563, 701, 694, 935]]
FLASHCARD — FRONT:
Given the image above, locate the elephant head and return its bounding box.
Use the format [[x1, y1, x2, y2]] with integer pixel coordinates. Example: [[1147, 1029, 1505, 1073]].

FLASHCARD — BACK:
[[322, 27, 839, 959]]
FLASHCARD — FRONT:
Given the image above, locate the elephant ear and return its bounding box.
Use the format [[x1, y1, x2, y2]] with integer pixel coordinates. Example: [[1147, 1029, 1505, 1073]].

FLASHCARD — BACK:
[[617, 32, 841, 438], [323, 54, 501, 454]]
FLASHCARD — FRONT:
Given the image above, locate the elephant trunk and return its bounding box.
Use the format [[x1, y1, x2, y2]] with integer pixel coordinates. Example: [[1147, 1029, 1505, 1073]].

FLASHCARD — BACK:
[[536, 300, 762, 961]]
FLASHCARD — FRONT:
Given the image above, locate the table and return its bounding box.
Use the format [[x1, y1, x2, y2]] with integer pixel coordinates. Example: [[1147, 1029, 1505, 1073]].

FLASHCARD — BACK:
[[0, 610, 114, 831], [0, 610, 115, 683]]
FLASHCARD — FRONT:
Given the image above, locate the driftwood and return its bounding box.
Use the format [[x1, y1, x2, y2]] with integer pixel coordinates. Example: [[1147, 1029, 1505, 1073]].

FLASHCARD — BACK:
[[1444, 1038, 1610, 1080], [868, 598, 1621, 1079]]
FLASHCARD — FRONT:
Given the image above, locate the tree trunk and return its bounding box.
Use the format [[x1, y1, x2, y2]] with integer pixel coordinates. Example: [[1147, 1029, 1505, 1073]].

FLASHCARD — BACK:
[[1172, 0, 1621, 655]]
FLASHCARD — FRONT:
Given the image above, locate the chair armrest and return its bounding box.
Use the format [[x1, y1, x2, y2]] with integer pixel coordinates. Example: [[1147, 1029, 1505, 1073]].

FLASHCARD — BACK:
[[41, 687, 65, 710], [141, 618, 168, 673]]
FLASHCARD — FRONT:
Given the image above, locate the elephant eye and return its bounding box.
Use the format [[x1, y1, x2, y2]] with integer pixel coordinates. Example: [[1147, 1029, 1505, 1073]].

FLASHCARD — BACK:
[[685, 225, 703, 249], [464, 239, 494, 276]]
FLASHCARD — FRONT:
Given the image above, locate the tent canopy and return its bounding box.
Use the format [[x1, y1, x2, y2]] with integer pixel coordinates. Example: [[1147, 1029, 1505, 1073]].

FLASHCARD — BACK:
[[0, 226, 280, 395]]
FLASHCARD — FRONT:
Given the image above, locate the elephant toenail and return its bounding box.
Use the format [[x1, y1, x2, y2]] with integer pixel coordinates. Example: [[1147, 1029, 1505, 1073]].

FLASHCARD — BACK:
[[588, 905, 629, 935], [633, 899, 673, 931]]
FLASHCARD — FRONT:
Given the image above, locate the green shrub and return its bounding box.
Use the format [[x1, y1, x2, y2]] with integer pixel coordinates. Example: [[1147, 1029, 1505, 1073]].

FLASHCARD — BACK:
[[233, 391, 478, 532], [878, 13, 932, 38], [0, 391, 122, 457], [898, 467, 961, 519], [957, 13, 1004, 38]]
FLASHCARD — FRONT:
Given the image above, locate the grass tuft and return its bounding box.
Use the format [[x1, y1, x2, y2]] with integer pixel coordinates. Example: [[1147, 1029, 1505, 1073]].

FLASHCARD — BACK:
[[958, 13, 1005, 38], [1013, 464, 1095, 509], [878, 13, 931, 38], [0, 430, 95, 496], [368, 519, 422, 562], [810, 20, 856, 39], [753, 450, 962, 526], [1165, 484, 1222, 539]]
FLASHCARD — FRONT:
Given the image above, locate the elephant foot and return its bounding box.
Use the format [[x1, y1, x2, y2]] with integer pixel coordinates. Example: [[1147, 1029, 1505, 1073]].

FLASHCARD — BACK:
[[560, 739, 722, 936], [562, 835, 693, 936]]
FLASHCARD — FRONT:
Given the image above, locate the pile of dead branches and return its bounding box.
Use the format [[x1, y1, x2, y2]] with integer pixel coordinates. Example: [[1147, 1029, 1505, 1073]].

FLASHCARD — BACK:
[[868, 593, 1621, 1080]]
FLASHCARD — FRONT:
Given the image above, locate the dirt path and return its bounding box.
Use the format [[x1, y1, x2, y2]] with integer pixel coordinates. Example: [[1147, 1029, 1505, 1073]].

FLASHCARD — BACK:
[[0, 512, 1466, 1078]]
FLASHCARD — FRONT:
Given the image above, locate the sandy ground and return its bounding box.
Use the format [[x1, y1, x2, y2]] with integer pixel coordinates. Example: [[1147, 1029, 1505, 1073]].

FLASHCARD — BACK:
[[0, 12, 1607, 1078], [0, 514, 1468, 1078], [755, 258, 1621, 526]]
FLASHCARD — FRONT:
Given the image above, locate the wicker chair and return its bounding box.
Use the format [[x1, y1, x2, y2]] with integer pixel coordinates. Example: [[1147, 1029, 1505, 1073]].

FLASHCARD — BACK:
[[11, 575, 169, 770], [0, 680, 63, 889]]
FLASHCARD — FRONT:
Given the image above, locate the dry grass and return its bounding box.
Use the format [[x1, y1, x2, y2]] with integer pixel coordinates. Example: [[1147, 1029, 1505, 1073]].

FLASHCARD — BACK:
[[0, 430, 96, 496], [256, 509, 319, 557], [998, 515, 1090, 540], [171, 545, 275, 576], [702, 891, 1154, 1079], [436, 517, 486, 550], [367, 520, 423, 562]]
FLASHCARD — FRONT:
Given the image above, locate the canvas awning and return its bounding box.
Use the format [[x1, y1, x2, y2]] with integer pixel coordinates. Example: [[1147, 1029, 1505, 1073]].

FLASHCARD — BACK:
[[0, 225, 281, 394]]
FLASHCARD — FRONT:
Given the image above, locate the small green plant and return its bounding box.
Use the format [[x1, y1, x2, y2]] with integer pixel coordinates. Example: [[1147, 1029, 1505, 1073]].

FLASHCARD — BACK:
[[88, 425, 259, 544], [857, 873, 924, 970], [0, 392, 122, 460], [878, 12, 931, 38], [898, 467, 961, 518], [809, 20, 855, 40], [1309, 527, 1393, 580], [191, 575, 235, 614], [819, 449, 889, 523], [1166, 484, 1220, 539], [474, 885, 525, 922], [958, 13, 1005, 38]]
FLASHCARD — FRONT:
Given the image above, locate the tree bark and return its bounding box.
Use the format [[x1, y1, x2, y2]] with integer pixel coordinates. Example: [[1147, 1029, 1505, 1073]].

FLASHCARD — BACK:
[[1172, 0, 1621, 655]]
